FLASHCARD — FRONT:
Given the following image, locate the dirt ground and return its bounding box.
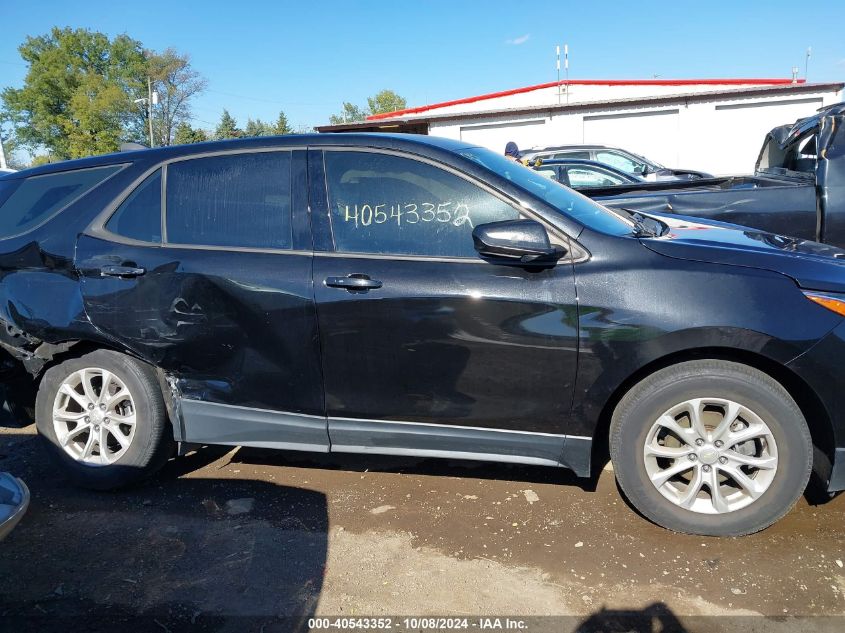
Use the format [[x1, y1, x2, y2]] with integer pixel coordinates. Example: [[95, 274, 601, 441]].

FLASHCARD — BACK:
[[2, 418, 845, 633]]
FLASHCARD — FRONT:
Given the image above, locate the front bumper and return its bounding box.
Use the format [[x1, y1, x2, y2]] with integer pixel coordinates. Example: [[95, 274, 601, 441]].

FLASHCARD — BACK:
[[786, 321, 845, 491]]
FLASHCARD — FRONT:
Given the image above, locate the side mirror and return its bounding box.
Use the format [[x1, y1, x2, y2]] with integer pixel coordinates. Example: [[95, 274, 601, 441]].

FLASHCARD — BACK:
[[472, 220, 566, 264]]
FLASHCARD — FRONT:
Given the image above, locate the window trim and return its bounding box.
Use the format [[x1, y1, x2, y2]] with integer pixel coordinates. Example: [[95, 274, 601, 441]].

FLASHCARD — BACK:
[[1, 163, 128, 241], [319, 147, 577, 262], [87, 146, 305, 254]]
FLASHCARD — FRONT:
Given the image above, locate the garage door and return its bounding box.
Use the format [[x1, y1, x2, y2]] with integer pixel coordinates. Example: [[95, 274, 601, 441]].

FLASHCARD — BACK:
[[583, 109, 680, 168], [460, 119, 547, 153], [711, 97, 823, 174]]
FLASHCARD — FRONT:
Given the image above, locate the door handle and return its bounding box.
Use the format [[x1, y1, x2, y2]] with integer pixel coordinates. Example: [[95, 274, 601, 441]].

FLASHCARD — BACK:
[[100, 265, 146, 278], [324, 274, 383, 291]]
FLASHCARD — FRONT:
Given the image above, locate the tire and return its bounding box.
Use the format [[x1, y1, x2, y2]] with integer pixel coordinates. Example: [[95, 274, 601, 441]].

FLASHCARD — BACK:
[[610, 360, 812, 536], [35, 349, 173, 490]]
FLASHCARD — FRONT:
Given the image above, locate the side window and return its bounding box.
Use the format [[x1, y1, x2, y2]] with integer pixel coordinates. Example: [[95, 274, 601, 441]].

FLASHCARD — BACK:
[[566, 167, 627, 188], [105, 169, 162, 242], [0, 165, 120, 238], [165, 152, 292, 249], [596, 151, 642, 175], [324, 151, 521, 258], [554, 151, 590, 160]]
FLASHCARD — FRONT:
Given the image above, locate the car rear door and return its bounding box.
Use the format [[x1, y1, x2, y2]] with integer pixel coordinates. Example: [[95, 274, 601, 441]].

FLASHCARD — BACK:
[[76, 148, 328, 451], [309, 147, 583, 468]]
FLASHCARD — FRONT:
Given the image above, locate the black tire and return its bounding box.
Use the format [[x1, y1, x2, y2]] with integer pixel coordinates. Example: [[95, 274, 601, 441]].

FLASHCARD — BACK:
[[35, 350, 173, 490], [610, 360, 812, 536]]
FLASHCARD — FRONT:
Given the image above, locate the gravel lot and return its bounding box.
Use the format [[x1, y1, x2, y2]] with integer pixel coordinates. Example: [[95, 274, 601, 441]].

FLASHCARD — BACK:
[[2, 417, 845, 632]]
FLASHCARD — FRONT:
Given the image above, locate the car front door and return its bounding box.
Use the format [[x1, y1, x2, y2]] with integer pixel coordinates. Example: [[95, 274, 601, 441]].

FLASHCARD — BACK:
[[309, 148, 582, 468], [76, 148, 328, 451]]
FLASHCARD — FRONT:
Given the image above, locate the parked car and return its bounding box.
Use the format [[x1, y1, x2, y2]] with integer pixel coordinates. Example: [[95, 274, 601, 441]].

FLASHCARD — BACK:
[[0, 168, 16, 175], [0, 472, 29, 540], [521, 144, 712, 181], [1, 133, 844, 536], [531, 158, 643, 188], [586, 103, 845, 248]]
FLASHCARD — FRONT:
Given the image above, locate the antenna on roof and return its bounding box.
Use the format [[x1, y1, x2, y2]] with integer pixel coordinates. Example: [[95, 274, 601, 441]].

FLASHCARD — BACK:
[[556, 45, 561, 105], [564, 44, 570, 104], [805, 47, 812, 81]]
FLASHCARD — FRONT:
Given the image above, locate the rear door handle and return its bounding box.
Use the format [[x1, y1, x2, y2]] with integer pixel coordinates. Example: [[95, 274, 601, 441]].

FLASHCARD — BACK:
[[100, 265, 146, 278], [324, 274, 383, 291]]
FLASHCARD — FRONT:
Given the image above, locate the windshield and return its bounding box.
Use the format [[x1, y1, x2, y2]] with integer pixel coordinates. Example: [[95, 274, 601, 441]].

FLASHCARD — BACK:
[[458, 147, 633, 236]]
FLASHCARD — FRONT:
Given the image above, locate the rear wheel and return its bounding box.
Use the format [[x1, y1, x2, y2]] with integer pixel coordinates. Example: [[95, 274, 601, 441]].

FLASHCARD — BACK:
[[35, 350, 172, 489], [610, 360, 812, 536]]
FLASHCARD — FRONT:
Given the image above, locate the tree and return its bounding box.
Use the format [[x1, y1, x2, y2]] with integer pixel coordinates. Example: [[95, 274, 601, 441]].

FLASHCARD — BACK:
[[214, 109, 240, 139], [173, 122, 208, 145], [244, 118, 272, 137], [367, 89, 407, 116], [273, 110, 292, 135], [146, 48, 207, 146], [1, 27, 147, 159], [329, 102, 367, 125], [328, 90, 406, 125]]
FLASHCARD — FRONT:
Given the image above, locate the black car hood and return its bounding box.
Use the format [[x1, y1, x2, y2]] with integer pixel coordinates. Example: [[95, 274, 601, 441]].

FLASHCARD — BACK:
[[640, 213, 845, 293]]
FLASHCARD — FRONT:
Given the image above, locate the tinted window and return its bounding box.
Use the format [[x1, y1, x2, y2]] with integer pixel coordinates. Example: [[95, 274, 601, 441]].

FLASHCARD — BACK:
[[0, 166, 120, 238], [165, 152, 292, 249], [106, 170, 162, 242], [553, 151, 591, 160], [324, 151, 521, 257]]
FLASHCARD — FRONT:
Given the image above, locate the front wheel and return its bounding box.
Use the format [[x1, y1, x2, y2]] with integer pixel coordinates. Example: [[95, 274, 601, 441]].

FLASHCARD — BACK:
[[610, 360, 812, 536], [35, 350, 173, 490]]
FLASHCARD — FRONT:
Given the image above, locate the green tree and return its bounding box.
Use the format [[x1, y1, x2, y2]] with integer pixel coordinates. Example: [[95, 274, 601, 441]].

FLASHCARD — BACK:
[[1, 27, 147, 159], [273, 110, 292, 135], [367, 89, 406, 116], [146, 48, 207, 146], [329, 102, 366, 125], [244, 118, 272, 137], [214, 109, 240, 139], [173, 122, 208, 145], [328, 90, 406, 125]]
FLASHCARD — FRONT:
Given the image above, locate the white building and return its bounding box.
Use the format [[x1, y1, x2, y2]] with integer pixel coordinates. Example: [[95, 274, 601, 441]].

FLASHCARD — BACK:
[[318, 78, 844, 175]]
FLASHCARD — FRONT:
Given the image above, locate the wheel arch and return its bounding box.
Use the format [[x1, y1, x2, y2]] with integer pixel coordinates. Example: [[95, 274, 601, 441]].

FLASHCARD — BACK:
[[591, 346, 834, 482], [33, 340, 181, 442]]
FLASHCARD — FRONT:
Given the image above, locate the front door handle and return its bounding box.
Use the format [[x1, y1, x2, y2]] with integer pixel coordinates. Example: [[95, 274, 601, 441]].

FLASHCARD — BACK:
[[324, 274, 383, 291], [100, 265, 146, 278]]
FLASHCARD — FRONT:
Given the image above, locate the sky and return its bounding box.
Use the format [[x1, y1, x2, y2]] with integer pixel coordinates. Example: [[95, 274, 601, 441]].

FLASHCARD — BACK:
[[1, 0, 844, 135]]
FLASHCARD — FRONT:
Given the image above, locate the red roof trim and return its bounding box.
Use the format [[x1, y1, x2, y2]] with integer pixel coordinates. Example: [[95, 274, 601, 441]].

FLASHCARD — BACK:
[[366, 78, 807, 121]]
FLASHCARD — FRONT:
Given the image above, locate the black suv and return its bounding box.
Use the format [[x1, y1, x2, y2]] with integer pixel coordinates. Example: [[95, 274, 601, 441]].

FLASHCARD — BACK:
[[1, 133, 845, 536]]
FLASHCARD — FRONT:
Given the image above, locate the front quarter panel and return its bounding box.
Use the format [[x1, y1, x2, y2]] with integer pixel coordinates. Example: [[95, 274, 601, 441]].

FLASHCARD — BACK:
[[570, 231, 842, 437]]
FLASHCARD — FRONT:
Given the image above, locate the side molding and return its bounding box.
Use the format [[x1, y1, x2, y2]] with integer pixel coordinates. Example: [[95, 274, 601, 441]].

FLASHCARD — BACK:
[[177, 399, 593, 477], [180, 399, 330, 452], [329, 417, 592, 476]]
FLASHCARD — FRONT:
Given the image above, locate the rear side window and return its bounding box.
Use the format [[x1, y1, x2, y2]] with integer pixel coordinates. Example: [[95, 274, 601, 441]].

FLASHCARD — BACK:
[[324, 151, 521, 258], [0, 166, 120, 238], [165, 152, 292, 249], [105, 169, 162, 242]]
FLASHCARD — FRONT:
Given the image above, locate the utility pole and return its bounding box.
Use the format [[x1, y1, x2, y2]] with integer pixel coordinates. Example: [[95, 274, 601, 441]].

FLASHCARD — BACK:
[[0, 132, 7, 170], [135, 80, 159, 148], [147, 77, 155, 148]]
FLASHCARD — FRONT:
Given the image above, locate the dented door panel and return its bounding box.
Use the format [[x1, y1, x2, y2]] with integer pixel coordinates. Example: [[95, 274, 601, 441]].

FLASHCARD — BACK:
[[75, 235, 323, 416]]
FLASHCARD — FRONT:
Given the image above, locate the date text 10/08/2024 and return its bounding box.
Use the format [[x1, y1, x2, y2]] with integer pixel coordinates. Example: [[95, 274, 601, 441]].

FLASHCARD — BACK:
[[308, 617, 528, 630], [339, 202, 475, 229]]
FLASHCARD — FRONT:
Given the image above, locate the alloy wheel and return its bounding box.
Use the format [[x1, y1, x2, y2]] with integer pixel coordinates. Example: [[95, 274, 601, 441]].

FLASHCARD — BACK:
[[643, 397, 778, 514], [52, 367, 137, 466]]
